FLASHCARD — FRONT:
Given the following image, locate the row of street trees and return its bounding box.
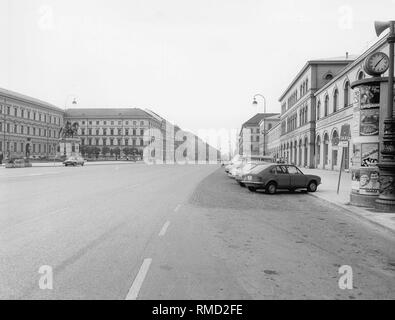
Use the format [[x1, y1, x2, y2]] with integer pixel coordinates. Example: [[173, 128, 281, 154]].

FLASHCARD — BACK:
[[80, 146, 142, 160]]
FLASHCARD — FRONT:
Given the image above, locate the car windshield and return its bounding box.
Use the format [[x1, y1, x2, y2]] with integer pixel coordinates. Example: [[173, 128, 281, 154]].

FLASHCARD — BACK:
[[242, 163, 257, 172], [249, 164, 272, 175]]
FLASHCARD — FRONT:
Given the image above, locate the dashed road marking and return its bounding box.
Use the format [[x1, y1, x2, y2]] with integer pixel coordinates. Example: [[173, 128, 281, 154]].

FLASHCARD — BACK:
[[159, 221, 171, 237], [125, 258, 152, 300]]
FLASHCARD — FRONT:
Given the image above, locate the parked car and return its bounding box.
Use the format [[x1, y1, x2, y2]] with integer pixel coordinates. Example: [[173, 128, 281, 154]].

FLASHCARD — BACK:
[[235, 162, 261, 186], [63, 156, 85, 167], [242, 164, 321, 194], [228, 162, 245, 178]]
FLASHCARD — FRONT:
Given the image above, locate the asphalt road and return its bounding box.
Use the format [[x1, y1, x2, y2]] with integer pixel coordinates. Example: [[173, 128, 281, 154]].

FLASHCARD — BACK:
[[0, 164, 394, 300]]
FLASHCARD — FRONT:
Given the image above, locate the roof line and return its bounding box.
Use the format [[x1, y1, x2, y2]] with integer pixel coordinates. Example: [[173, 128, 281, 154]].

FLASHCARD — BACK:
[[278, 59, 355, 102], [314, 36, 388, 97]]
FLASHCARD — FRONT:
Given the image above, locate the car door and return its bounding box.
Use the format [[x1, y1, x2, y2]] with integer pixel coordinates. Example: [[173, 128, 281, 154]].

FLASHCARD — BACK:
[[287, 166, 307, 188], [275, 165, 290, 188]]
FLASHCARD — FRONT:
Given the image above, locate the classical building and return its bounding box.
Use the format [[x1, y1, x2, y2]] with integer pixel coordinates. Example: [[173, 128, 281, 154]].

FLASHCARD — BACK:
[[258, 114, 280, 156], [239, 113, 279, 156], [0, 87, 64, 160], [314, 36, 390, 171], [278, 56, 357, 167], [265, 120, 282, 160], [64, 108, 164, 159], [0, 87, 220, 163]]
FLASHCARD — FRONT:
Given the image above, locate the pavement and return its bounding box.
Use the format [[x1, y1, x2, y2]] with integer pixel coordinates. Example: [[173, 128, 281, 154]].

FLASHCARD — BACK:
[[302, 168, 395, 234], [0, 164, 394, 300]]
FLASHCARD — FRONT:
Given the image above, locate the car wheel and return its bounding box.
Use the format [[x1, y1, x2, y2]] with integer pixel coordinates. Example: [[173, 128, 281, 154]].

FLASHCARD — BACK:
[[248, 187, 257, 192], [266, 182, 277, 195], [307, 181, 317, 193]]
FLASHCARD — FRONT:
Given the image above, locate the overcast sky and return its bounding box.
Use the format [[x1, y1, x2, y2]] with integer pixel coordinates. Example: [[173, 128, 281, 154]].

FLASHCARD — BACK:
[[1, 0, 394, 151]]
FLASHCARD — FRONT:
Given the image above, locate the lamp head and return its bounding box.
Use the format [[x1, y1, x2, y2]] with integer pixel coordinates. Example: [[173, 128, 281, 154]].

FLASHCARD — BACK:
[[252, 98, 258, 105], [72, 99, 77, 105], [374, 20, 393, 37]]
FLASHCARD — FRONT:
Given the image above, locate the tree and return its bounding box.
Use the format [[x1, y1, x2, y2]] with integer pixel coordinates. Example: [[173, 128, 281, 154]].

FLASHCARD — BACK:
[[93, 147, 101, 159], [123, 147, 133, 158], [113, 147, 121, 160], [86, 146, 95, 159], [102, 146, 110, 158], [80, 145, 88, 157]]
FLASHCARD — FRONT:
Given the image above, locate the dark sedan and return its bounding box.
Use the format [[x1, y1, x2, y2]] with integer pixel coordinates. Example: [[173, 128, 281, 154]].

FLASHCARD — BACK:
[[241, 164, 321, 194], [63, 156, 85, 167]]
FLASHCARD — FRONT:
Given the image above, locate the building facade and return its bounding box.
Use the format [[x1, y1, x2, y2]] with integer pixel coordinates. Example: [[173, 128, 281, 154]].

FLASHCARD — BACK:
[[314, 37, 390, 171], [265, 121, 282, 160], [278, 56, 356, 167], [258, 114, 280, 156], [0, 87, 220, 163], [0, 88, 64, 160], [64, 108, 163, 160], [239, 113, 279, 157]]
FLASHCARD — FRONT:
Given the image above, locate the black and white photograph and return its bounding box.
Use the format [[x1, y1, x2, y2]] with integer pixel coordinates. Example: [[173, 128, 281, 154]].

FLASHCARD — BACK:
[[1, 0, 395, 310]]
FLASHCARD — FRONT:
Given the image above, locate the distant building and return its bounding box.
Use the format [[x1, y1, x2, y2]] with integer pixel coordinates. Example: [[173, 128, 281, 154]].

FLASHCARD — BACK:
[[239, 113, 279, 157], [64, 108, 163, 160], [259, 114, 281, 156], [0, 87, 64, 160]]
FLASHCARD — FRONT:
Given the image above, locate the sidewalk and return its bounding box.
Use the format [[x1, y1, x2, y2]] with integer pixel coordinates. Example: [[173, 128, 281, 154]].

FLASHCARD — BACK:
[[303, 168, 395, 234]]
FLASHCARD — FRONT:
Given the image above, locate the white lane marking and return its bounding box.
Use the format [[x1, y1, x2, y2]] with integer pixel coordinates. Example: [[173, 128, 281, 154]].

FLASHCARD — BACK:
[[158, 221, 171, 237], [125, 258, 152, 300], [174, 204, 181, 212]]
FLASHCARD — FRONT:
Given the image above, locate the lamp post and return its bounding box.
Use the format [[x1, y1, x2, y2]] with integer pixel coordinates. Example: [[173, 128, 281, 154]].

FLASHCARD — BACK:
[[64, 95, 78, 110], [252, 94, 267, 156], [374, 21, 395, 212]]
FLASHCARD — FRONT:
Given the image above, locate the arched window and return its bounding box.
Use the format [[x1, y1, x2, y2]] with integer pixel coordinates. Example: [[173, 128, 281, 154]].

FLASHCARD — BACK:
[[333, 89, 339, 113], [344, 81, 350, 108], [325, 73, 333, 81], [316, 101, 321, 120], [324, 95, 329, 117], [358, 71, 365, 80]]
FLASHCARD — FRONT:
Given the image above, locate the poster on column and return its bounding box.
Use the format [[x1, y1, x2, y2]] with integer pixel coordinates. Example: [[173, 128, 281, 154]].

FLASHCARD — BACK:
[[359, 168, 380, 195], [361, 143, 379, 167], [360, 108, 379, 136], [359, 85, 380, 109]]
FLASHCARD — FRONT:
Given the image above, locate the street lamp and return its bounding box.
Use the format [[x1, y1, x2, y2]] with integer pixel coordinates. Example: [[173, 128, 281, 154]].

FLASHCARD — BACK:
[[252, 94, 267, 156], [64, 95, 78, 110]]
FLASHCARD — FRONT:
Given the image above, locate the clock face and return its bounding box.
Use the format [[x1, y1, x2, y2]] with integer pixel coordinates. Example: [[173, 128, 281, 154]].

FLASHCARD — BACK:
[[364, 52, 390, 76]]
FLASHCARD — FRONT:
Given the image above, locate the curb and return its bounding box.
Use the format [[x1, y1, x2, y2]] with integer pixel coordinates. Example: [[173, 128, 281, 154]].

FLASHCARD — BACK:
[[309, 192, 395, 235]]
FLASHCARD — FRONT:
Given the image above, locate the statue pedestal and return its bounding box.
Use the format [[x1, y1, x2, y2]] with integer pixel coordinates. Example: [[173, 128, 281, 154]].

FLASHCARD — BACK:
[[57, 138, 81, 160]]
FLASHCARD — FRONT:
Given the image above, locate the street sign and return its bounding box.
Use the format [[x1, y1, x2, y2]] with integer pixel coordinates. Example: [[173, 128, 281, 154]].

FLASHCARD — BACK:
[[340, 124, 351, 142], [339, 141, 349, 148]]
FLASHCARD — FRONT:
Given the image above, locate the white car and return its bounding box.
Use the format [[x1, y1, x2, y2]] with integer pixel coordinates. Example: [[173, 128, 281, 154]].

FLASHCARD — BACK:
[[234, 162, 261, 186]]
